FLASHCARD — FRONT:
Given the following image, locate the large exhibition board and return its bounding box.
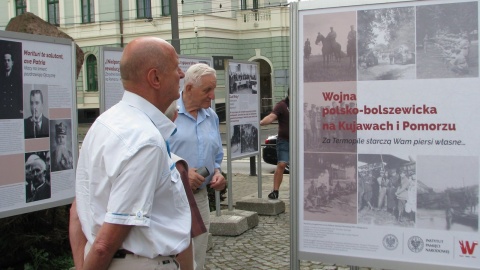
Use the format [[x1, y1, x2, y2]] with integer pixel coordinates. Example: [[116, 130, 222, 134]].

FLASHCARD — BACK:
[[292, 0, 479, 269], [100, 50, 212, 112], [0, 31, 77, 218]]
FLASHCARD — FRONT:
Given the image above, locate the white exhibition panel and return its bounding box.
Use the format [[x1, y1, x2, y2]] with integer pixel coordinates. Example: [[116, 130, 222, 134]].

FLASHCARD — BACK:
[[293, 0, 479, 269], [0, 31, 77, 218]]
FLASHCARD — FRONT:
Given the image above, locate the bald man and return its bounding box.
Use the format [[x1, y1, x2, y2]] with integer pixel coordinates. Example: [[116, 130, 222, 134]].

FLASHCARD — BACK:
[[70, 37, 190, 270]]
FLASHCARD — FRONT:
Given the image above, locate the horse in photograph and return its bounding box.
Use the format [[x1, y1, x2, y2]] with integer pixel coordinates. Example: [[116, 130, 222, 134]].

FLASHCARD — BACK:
[[315, 32, 342, 66]]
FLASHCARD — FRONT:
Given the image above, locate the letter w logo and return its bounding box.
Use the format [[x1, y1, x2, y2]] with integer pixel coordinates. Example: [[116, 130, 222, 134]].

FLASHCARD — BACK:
[[459, 241, 478, 255]]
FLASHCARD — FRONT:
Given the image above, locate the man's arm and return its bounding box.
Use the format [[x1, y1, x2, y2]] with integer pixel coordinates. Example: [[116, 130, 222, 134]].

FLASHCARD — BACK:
[[260, 112, 278, 126], [69, 199, 87, 270], [82, 223, 132, 270]]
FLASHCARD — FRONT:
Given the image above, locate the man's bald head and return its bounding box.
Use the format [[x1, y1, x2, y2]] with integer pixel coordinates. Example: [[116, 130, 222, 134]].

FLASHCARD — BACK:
[[120, 37, 172, 82]]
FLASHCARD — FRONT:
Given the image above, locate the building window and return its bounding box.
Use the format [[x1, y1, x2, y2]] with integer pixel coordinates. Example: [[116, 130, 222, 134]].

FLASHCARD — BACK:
[[162, 0, 170, 16], [47, 0, 60, 26], [86, 55, 98, 92], [16, 0, 27, 16], [241, 0, 247, 10], [253, 0, 258, 10], [82, 0, 95, 23], [137, 0, 152, 19]]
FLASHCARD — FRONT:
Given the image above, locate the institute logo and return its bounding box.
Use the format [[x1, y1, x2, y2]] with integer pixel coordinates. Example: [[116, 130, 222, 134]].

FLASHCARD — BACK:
[[408, 236, 424, 253], [459, 240, 478, 258], [383, 234, 399, 250]]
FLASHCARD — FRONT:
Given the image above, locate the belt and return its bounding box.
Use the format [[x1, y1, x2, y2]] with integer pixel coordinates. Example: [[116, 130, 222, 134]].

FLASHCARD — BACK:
[[113, 249, 134, 259], [113, 249, 177, 261]]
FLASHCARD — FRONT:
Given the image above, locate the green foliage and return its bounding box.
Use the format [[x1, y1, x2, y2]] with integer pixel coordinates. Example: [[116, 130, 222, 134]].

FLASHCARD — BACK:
[[0, 206, 74, 269]]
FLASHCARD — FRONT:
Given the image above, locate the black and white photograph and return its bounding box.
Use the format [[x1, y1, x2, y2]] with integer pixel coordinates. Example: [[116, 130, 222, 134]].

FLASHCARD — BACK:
[[230, 124, 241, 155], [416, 155, 478, 232], [240, 124, 258, 153], [230, 123, 259, 155], [358, 154, 416, 227], [0, 39, 23, 119], [25, 151, 51, 203], [303, 11, 357, 82], [358, 7, 416, 80], [23, 84, 49, 139], [416, 2, 478, 79], [49, 119, 73, 172], [303, 82, 357, 154], [303, 153, 357, 224], [228, 63, 258, 94]]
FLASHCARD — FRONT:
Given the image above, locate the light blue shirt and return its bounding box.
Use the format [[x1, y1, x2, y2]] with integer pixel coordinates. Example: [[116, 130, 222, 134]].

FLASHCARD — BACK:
[[169, 92, 224, 189]]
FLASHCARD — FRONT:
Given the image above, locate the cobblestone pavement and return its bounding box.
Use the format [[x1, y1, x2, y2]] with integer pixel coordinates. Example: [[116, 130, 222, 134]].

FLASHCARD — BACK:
[[204, 173, 374, 270]]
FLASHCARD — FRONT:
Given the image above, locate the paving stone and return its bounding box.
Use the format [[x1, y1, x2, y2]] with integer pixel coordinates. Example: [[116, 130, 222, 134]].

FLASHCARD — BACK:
[[204, 174, 377, 270]]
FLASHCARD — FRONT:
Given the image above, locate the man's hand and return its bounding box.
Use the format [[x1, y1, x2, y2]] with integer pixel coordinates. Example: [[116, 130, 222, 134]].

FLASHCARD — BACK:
[[188, 168, 205, 191], [209, 170, 226, 191]]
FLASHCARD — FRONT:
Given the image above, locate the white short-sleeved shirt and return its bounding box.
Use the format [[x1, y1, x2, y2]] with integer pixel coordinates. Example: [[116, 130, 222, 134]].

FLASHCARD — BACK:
[[75, 91, 191, 258]]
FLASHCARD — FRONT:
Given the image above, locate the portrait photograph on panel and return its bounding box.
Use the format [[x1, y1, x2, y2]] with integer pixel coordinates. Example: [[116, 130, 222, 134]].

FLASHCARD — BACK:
[[0, 39, 23, 119], [358, 6, 416, 81], [416, 1, 478, 79], [358, 154, 416, 227], [23, 84, 49, 139], [303, 11, 357, 82], [25, 151, 51, 203], [49, 119, 73, 172], [416, 155, 478, 232], [303, 152, 357, 224]]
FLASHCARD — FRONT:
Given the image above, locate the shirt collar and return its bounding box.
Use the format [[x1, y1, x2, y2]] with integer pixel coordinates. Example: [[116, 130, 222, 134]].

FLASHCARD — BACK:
[[121, 91, 177, 140]]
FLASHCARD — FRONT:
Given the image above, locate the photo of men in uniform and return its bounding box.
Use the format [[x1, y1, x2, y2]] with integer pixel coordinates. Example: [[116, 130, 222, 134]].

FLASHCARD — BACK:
[[0, 40, 23, 119], [24, 87, 49, 139]]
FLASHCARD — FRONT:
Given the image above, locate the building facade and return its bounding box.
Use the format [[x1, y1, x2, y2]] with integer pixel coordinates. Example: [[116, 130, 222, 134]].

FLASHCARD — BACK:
[[0, 0, 290, 122]]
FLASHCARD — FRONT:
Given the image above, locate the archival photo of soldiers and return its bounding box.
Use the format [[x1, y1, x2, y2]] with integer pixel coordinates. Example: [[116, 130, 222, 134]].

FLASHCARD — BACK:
[[303, 152, 357, 224], [357, 154, 416, 227], [358, 7, 416, 81], [303, 100, 357, 153], [228, 63, 258, 94], [240, 123, 258, 154], [416, 2, 478, 79], [416, 155, 478, 232], [302, 11, 357, 82], [230, 123, 259, 156]]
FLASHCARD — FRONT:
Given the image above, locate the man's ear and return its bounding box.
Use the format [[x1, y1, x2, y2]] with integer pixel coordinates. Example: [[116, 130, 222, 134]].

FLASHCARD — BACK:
[[147, 68, 162, 89], [184, 83, 192, 93]]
